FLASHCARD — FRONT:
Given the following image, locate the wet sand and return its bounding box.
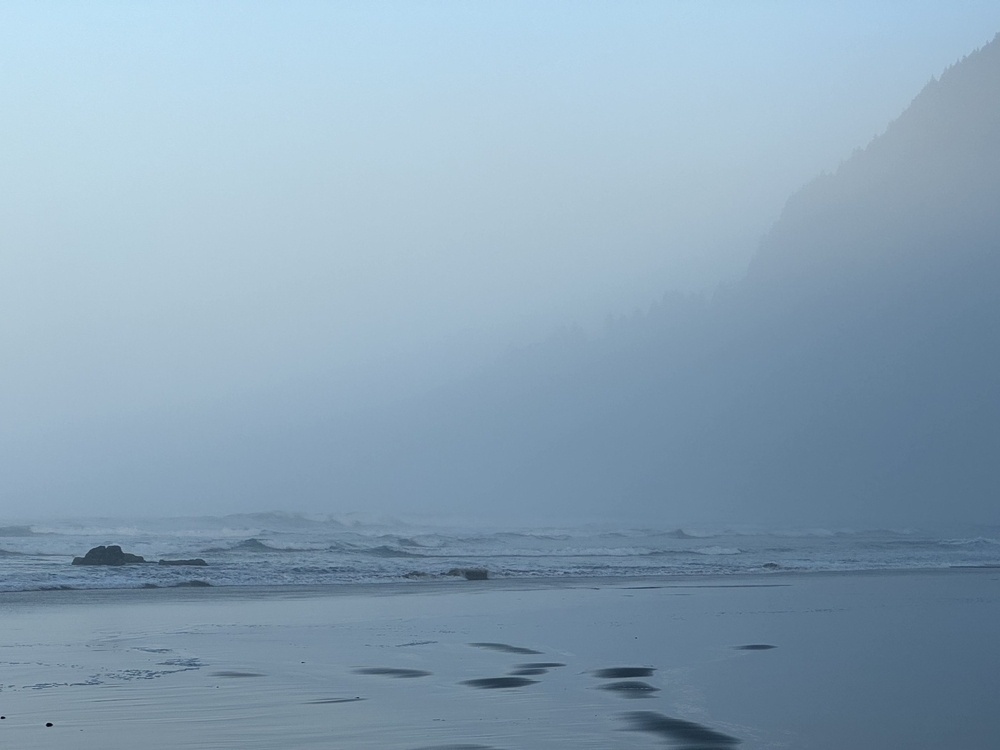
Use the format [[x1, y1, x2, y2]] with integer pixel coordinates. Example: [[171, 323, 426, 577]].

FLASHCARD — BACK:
[[0, 569, 997, 749]]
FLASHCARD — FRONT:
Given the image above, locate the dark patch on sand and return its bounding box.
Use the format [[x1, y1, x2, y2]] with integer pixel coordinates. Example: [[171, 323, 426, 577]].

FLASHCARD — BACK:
[[461, 676, 538, 689], [353, 667, 431, 678], [599, 680, 660, 696], [623, 711, 740, 748], [594, 667, 655, 678], [211, 671, 264, 678], [469, 642, 542, 654], [307, 697, 365, 704], [510, 661, 564, 675], [735, 644, 775, 650]]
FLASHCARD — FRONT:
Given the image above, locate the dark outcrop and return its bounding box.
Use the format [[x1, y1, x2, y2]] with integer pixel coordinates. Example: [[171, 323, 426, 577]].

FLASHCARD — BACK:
[[72, 545, 147, 566]]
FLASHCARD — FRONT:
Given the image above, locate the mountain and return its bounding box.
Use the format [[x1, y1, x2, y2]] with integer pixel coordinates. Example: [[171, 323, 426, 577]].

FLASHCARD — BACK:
[[302, 34, 1000, 527]]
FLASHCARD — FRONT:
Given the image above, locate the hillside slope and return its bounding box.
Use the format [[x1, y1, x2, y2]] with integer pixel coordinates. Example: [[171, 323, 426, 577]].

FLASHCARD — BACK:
[[18, 36, 998, 527], [308, 34, 1000, 526]]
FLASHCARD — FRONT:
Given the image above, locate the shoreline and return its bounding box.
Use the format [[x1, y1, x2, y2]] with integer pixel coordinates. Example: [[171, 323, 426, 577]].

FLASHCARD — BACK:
[[2, 561, 996, 601], [2, 567, 997, 749]]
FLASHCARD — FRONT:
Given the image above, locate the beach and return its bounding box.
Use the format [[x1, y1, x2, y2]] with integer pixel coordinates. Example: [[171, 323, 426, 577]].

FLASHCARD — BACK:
[[1, 568, 997, 749]]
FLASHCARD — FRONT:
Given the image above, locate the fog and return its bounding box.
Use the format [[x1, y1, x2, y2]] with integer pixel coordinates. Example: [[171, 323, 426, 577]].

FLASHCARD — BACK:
[[3, 3, 999, 525]]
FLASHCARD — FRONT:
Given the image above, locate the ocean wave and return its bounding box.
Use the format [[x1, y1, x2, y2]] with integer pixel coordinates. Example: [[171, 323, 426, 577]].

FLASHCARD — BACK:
[[2, 515, 997, 592], [30, 524, 151, 537], [664, 528, 698, 539], [392, 536, 426, 548], [940, 537, 1000, 548], [213, 511, 352, 532], [362, 545, 428, 559], [289, 565, 360, 575], [0, 525, 43, 537], [692, 546, 741, 556], [202, 538, 311, 553]]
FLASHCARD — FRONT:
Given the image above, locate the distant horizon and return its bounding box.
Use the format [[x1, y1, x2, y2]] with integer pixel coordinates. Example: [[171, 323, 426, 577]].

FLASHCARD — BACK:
[[5, 508, 996, 537]]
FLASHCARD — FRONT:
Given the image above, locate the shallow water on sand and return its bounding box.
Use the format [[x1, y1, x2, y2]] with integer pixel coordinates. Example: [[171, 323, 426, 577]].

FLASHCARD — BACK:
[[1, 569, 998, 749]]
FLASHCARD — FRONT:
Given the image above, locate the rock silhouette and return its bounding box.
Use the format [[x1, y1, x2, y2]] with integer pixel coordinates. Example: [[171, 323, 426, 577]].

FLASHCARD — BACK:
[[72, 545, 147, 566]]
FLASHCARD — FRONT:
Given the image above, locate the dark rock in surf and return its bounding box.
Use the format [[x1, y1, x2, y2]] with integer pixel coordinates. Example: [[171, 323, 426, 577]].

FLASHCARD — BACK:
[[72, 545, 147, 566], [158, 558, 208, 566], [446, 567, 489, 580]]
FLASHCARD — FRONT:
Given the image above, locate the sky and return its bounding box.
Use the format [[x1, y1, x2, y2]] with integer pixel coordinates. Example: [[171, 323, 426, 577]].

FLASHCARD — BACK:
[[2, 1, 999, 518]]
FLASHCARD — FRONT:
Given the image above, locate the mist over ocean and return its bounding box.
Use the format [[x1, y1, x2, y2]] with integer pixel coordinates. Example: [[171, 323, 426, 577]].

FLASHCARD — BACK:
[[2, 513, 998, 593], [4, 11, 1000, 750], [4, 9, 999, 532]]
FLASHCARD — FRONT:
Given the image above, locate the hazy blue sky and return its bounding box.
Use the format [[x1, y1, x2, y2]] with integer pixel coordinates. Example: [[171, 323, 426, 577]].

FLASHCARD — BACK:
[[3, 2, 999, 518]]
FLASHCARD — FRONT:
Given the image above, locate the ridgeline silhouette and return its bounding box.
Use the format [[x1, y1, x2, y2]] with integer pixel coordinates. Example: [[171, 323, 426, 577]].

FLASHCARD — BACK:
[[306, 34, 1000, 527], [29, 35, 998, 527]]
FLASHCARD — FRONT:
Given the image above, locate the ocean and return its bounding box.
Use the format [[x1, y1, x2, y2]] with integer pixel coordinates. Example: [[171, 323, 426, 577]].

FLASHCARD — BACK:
[[1, 512, 998, 593]]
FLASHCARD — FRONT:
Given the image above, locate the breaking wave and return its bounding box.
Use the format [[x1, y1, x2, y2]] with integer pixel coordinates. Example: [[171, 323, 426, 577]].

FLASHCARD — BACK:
[[0, 513, 997, 592]]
